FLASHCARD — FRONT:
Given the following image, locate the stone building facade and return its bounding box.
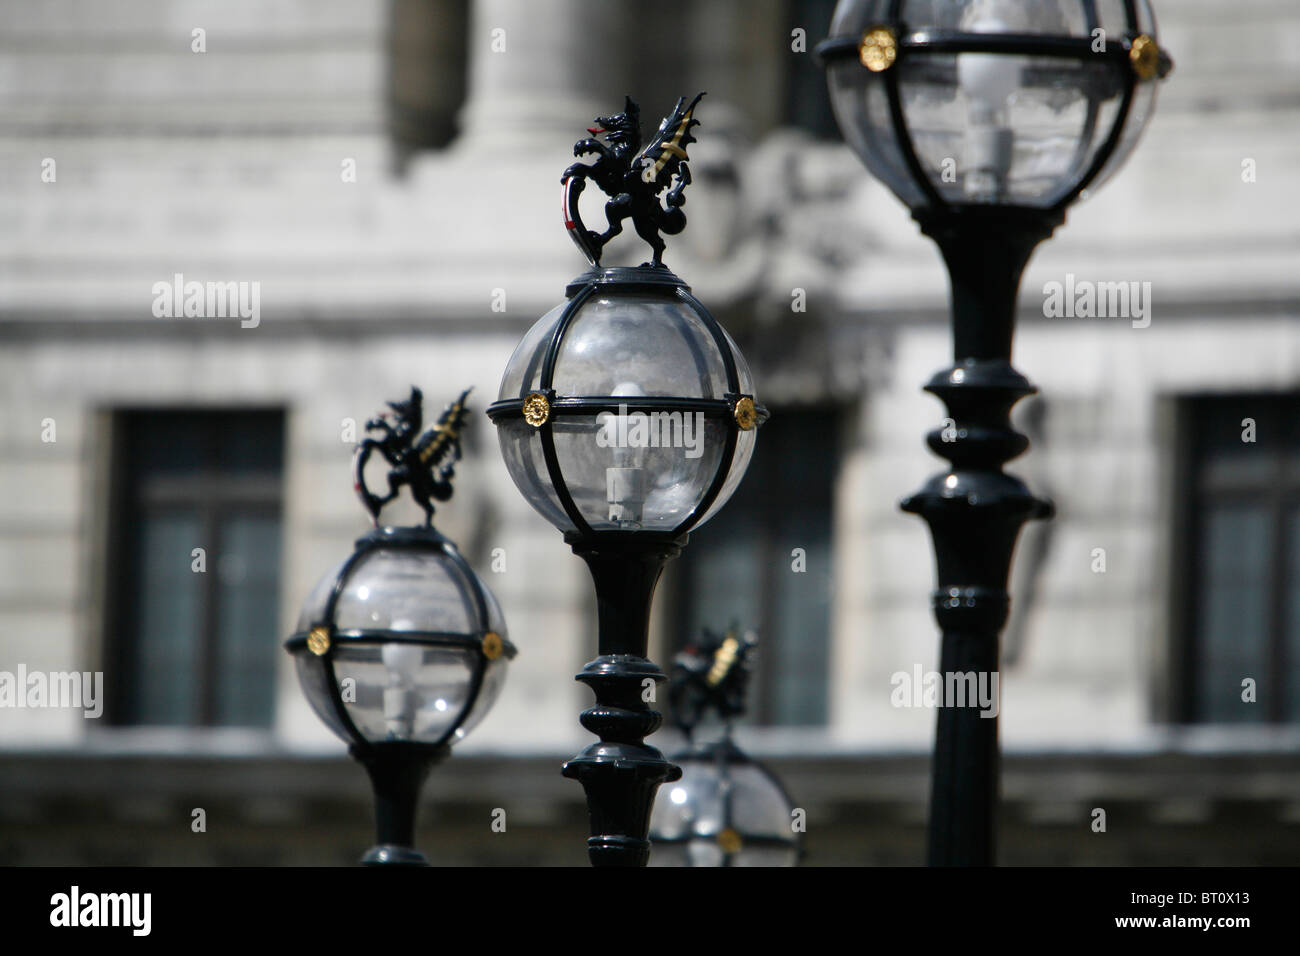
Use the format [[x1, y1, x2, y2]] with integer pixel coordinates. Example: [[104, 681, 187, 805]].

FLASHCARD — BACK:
[[1, 0, 1298, 864]]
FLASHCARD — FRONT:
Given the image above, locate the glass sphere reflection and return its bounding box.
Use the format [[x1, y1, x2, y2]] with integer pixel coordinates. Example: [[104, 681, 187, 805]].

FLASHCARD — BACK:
[[649, 742, 799, 866], [493, 272, 760, 536], [288, 529, 512, 748], [824, 0, 1163, 209]]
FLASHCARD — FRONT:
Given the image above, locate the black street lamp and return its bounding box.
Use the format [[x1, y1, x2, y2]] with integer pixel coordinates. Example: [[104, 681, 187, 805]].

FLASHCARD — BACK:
[[286, 388, 517, 866], [487, 95, 766, 867], [817, 1, 1172, 865], [650, 628, 802, 867]]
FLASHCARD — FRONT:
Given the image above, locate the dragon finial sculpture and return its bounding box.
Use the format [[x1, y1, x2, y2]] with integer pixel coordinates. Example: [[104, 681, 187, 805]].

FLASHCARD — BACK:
[[353, 386, 472, 526], [561, 92, 705, 269], [668, 625, 758, 739]]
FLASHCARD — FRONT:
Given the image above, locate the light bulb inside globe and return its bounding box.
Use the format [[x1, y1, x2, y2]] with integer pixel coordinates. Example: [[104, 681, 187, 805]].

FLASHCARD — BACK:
[[957, 11, 1020, 201], [600, 381, 648, 529], [381, 637, 423, 739]]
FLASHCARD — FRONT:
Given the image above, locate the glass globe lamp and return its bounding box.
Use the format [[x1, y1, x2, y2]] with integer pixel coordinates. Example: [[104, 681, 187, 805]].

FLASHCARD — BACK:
[[286, 388, 516, 865], [650, 627, 800, 866], [487, 268, 764, 868], [488, 268, 763, 541], [289, 526, 513, 753], [817, 2, 1172, 866], [819, 0, 1172, 213], [651, 740, 800, 868], [487, 93, 767, 867]]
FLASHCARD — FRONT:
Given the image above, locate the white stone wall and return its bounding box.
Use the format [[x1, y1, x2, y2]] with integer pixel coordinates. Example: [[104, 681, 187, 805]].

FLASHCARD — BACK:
[[1, 0, 1298, 759]]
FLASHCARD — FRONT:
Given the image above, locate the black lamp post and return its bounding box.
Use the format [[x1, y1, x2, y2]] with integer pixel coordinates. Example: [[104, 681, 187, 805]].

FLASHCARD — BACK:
[[817, 1, 1172, 865], [286, 388, 517, 865], [650, 628, 802, 867], [487, 95, 767, 867]]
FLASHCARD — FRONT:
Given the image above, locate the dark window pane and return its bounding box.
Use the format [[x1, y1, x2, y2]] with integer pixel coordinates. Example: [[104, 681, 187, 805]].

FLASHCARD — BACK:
[[682, 529, 763, 634], [1195, 505, 1270, 723], [769, 526, 831, 725], [132, 416, 206, 478], [670, 406, 838, 726], [1181, 393, 1300, 724], [220, 417, 287, 477], [110, 410, 285, 729], [129, 511, 204, 725], [1285, 509, 1300, 721], [213, 512, 282, 727]]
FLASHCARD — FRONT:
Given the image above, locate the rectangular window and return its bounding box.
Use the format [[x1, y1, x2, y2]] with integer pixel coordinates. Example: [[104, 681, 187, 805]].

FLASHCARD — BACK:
[[105, 410, 285, 728], [666, 406, 839, 726], [1175, 394, 1300, 723]]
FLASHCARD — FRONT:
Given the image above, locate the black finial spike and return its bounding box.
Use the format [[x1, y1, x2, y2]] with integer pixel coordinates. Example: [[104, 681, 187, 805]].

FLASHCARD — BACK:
[[560, 92, 706, 269], [353, 387, 473, 526], [667, 625, 757, 739]]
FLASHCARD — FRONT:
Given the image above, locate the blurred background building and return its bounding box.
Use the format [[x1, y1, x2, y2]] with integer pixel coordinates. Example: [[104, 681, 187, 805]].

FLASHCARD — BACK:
[[1, 0, 1298, 865]]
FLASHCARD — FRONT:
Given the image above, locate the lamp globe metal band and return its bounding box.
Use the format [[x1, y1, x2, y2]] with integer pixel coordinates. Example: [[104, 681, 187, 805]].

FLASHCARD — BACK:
[[817, 0, 1172, 866], [488, 95, 767, 867], [285, 387, 517, 866]]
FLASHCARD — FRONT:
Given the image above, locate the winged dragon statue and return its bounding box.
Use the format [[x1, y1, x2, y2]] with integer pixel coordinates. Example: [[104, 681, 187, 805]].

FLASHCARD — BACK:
[[353, 386, 472, 526], [560, 92, 705, 269]]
